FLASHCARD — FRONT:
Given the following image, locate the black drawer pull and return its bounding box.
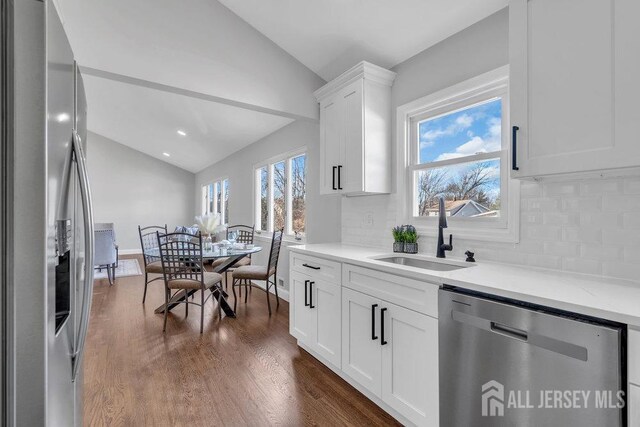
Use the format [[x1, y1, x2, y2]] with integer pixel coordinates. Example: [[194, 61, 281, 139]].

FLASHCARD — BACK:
[[309, 281, 315, 309], [337, 165, 343, 190], [371, 304, 378, 340], [302, 263, 320, 270], [332, 166, 337, 190], [512, 126, 519, 171], [304, 280, 309, 307], [380, 307, 388, 345]]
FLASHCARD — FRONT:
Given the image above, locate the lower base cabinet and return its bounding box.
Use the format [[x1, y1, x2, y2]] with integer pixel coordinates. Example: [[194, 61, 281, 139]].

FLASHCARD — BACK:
[[342, 287, 439, 426], [290, 271, 341, 367]]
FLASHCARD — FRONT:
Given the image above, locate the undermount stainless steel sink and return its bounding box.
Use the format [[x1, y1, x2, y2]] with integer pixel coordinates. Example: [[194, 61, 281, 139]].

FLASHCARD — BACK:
[[375, 256, 471, 271]]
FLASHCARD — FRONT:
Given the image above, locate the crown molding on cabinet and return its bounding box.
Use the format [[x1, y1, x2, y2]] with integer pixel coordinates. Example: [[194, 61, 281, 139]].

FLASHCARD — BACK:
[[313, 61, 397, 101]]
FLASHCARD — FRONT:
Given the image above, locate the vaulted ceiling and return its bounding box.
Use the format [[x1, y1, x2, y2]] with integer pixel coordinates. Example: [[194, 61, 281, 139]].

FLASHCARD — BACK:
[[218, 0, 508, 81], [54, 0, 507, 172]]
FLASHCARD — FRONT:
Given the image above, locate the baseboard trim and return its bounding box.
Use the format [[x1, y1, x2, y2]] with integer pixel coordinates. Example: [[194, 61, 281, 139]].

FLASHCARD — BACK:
[[249, 280, 289, 302], [118, 248, 142, 255]]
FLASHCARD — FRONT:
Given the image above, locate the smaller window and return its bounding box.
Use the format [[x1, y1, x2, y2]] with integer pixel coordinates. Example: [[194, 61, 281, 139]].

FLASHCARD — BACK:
[[254, 151, 306, 237], [201, 177, 229, 224]]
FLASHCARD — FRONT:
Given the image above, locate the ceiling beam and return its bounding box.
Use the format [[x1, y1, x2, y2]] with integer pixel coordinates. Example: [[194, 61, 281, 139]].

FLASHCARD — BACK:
[[80, 66, 318, 124]]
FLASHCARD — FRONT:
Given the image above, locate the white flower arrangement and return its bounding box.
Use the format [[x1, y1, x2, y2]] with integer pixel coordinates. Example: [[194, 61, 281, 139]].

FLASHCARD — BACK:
[[194, 213, 227, 236]]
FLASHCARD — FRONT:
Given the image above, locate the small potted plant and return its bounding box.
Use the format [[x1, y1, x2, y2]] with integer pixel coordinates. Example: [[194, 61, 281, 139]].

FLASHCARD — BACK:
[[403, 225, 419, 254], [392, 226, 405, 253]]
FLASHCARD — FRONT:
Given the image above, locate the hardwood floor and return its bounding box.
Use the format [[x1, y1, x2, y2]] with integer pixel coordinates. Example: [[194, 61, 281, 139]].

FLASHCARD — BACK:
[[83, 255, 401, 426]]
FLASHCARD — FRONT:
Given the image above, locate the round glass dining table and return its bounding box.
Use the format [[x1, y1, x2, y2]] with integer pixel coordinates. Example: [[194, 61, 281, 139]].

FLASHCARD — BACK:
[[152, 245, 263, 318]]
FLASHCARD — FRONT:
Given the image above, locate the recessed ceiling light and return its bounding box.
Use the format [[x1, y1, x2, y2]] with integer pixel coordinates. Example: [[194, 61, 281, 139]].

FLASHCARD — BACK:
[[162, 152, 171, 157], [177, 130, 187, 136], [56, 113, 70, 123]]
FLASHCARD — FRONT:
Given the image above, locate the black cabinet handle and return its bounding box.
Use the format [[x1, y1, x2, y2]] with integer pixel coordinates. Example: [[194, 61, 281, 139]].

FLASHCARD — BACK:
[[512, 126, 519, 171], [304, 280, 310, 307], [309, 282, 315, 308], [371, 304, 378, 340], [302, 263, 320, 270], [380, 307, 388, 345], [332, 166, 337, 190], [337, 165, 343, 190]]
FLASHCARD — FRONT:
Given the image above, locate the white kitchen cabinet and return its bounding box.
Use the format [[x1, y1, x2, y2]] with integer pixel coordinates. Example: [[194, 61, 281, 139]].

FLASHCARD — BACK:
[[342, 287, 383, 397], [290, 271, 341, 368], [509, 0, 640, 178], [342, 286, 438, 426], [290, 271, 314, 344], [315, 61, 396, 195], [631, 384, 640, 427], [381, 303, 438, 427]]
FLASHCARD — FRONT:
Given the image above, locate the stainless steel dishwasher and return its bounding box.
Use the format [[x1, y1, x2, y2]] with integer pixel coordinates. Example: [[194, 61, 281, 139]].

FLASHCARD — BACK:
[[439, 286, 626, 426]]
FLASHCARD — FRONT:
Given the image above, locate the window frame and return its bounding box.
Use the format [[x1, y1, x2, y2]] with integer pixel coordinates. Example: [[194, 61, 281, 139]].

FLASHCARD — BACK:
[[253, 147, 307, 239], [396, 66, 520, 243], [201, 177, 229, 224]]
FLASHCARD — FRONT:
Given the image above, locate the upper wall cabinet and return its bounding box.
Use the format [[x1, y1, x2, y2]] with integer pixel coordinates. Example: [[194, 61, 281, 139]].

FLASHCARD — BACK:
[[314, 62, 396, 195], [510, 0, 640, 178]]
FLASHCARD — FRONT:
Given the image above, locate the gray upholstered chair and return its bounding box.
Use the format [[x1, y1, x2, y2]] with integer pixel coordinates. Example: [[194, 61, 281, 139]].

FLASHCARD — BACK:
[[138, 224, 167, 303], [157, 231, 223, 333], [94, 223, 118, 285], [211, 224, 255, 289], [232, 228, 283, 315]]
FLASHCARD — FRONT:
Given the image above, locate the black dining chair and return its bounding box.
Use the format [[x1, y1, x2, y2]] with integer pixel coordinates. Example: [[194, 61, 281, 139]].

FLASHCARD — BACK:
[[156, 231, 224, 333], [231, 228, 283, 315], [138, 224, 167, 303]]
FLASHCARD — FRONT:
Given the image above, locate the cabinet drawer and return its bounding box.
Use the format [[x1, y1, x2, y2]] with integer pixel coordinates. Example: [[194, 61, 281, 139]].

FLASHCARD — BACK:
[[342, 264, 438, 318], [630, 328, 640, 386], [290, 252, 341, 284]]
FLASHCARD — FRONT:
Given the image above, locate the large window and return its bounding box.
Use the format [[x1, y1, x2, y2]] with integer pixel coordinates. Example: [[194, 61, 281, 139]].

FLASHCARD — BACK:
[[255, 151, 306, 237], [201, 178, 229, 224], [414, 98, 502, 219], [398, 67, 519, 242]]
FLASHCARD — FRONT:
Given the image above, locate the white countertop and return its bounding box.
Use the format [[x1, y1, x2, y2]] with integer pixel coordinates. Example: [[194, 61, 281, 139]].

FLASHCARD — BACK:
[[289, 243, 640, 327]]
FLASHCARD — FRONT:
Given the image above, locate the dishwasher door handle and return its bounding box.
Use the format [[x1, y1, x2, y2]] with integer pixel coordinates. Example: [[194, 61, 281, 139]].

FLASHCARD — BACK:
[[491, 322, 528, 341]]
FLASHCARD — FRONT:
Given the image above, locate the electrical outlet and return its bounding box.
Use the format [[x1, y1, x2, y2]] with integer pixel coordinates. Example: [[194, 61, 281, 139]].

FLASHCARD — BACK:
[[364, 212, 374, 227]]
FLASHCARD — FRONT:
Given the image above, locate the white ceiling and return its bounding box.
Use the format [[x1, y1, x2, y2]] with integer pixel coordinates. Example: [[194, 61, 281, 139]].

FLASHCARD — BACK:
[[218, 0, 508, 81], [83, 74, 293, 173]]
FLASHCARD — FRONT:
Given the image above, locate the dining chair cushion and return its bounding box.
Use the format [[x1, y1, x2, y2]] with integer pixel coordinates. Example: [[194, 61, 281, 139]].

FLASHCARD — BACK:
[[145, 261, 164, 274], [210, 257, 228, 268], [167, 272, 222, 290], [232, 265, 275, 281]]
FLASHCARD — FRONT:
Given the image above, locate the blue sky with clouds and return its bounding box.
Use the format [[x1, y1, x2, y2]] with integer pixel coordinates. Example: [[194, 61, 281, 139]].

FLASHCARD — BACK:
[[419, 98, 502, 163]]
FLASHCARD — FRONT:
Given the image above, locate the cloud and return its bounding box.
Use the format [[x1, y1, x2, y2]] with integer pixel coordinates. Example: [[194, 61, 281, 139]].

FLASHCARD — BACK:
[[420, 113, 475, 146], [434, 116, 502, 161]]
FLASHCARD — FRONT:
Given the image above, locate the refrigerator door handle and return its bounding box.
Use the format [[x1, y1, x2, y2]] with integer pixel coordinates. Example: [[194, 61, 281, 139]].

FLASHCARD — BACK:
[[70, 130, 94, 382]]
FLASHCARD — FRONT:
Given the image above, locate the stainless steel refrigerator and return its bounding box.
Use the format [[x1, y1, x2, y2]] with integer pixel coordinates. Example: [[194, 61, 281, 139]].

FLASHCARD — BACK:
[[3, 1, 94, 425]]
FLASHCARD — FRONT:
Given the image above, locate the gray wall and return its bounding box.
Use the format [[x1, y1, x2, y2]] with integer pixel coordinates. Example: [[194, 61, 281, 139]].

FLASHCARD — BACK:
[[87, 132, 196, 250], [195, 120, 342, 292]]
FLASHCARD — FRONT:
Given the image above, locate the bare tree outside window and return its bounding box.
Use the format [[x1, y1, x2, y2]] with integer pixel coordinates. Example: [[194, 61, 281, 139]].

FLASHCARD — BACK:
[[259, 167, 268, 230], [291, 155, 306, 234], [273, 161, 286, 230], [414, 98, 503, 219], [255, 152, 307, 235]]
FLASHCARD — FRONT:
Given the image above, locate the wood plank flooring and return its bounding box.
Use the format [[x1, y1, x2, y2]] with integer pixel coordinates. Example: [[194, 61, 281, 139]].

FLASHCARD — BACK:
[[83, 255, 401, 426]]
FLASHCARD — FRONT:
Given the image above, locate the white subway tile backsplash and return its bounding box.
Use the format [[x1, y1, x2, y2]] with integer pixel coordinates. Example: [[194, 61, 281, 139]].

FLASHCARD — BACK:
[[341, 175, 640, 282], [561, 196, 602, 212], [580, 180, 621, 194], [542, 212, 579, 225], [562, 227, 601, 244], [544, 182, 580, 196]]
